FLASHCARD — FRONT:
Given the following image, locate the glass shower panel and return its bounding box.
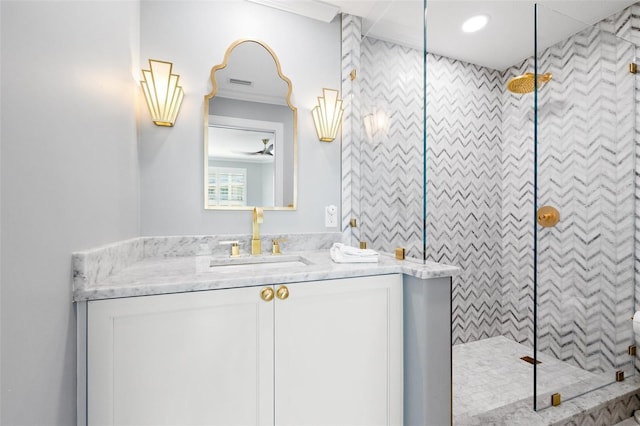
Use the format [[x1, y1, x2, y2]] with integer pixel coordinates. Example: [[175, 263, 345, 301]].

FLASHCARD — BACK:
[[350, 2, 426, 260], [534, 3, 636, 411]]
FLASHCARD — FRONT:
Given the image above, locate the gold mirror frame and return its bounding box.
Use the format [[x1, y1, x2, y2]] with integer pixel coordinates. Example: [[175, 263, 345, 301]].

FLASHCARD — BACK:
[[203, 39, 298, 211]]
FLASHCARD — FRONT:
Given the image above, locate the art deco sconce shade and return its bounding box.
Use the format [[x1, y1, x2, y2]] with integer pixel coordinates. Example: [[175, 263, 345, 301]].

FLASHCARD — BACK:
[[141, 59, 184, 127], [312, 88, 343, 142]]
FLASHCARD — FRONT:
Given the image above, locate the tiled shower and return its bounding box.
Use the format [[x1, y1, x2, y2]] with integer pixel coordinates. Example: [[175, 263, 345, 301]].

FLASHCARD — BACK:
[[342, 1, 640, 418]]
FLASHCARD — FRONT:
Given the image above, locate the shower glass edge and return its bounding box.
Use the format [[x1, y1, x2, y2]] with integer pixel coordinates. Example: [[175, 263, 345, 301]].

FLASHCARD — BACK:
[[534, 2, 637, 412], [423, 0, 428, 265]]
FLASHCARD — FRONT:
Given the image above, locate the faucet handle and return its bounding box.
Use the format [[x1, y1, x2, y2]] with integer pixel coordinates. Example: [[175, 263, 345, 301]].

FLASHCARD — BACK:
[[272, 238, 288, 255], [219, 240, 241, 257]]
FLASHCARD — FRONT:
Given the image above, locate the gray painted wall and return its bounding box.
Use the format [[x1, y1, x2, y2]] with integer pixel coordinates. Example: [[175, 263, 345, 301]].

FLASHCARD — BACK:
[[1, 1, 140, 424], [1, 2, 343, 423], [139, 1, 342, 236]]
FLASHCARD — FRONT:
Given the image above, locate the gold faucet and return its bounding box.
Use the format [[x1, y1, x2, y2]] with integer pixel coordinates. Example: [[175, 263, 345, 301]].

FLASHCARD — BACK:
[[252, 207, 264, 255]]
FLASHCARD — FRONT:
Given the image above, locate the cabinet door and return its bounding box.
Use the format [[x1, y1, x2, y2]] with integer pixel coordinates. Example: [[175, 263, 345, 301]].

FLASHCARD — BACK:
[[274, 275, 403, 426], [88, 286, 274, 426]]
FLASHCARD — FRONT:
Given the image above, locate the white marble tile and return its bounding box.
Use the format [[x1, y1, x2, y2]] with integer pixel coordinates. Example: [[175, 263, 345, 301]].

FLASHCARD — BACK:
[[454, 337, 640, 425], [613, 418, 639, 426], [72, 237, 144, 290], [72, 237, 459, 301], [141, 232, 341, 258]]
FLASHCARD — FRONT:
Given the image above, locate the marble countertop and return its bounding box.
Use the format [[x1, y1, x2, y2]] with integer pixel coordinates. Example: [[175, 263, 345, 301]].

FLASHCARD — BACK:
[[73, 248, 459, 302]]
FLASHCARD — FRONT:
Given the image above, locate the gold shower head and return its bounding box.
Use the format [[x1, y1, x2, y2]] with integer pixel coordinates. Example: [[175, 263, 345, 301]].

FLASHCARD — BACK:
[[507, 72, 552, 94]]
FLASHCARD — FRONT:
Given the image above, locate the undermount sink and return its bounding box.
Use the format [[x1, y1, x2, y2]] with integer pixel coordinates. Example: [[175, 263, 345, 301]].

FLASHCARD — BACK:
[[209, 255, 311, 273]]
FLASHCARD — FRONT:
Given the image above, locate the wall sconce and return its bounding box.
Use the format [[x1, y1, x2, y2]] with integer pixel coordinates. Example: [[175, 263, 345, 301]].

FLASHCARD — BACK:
[[312, 88, 344, 142], [140, 59, 184, 127], [363, 108, 390, 144]]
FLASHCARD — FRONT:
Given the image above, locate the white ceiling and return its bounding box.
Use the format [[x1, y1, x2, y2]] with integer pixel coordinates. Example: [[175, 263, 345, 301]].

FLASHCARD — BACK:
[[252, 0, 638, 71], [421, 0, 638, 70]]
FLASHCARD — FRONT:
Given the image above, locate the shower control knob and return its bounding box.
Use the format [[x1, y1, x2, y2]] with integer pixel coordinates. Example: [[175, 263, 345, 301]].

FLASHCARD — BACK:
[[537, 205, 560, 228]]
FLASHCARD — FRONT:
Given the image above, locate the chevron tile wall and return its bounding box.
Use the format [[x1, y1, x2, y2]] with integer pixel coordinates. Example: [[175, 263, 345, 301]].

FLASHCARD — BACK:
[[501, 11, 636, 375], [600, 1, 640, 375], [500, 57, 536, 347], [341, 3, 639, 375], [553, 393, 640, 426], [341, 14, 362, 246], [356, 36, 424, 259], [425, 53, 505, 344]]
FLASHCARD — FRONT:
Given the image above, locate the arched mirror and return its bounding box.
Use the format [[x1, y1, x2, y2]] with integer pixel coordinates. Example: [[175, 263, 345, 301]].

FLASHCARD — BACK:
[[204, 39, 298, 210]]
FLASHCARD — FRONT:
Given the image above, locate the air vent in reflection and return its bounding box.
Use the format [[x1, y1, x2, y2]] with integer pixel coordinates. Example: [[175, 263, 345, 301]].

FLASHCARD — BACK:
[[229, 78, 253, 86]]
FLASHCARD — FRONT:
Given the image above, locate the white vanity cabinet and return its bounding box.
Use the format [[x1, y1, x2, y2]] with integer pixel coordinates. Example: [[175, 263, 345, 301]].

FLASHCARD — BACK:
[[87, 285, 274, 426], [274, 274, 403, 425], [85, 274, 403, 426]]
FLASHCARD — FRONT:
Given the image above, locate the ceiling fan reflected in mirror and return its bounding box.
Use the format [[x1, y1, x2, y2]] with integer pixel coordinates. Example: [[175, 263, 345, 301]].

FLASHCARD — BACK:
[[248, 138, 273, 156], [233, 138, 274, 156]]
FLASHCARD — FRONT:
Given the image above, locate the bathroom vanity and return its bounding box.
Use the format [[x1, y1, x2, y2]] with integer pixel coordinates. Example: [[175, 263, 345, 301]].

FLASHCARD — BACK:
[[73, 234, 458, 426]]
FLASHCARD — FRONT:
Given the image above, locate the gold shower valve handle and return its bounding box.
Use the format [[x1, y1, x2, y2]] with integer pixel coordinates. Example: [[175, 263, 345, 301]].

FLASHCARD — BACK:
[[276, 285, 289, 300], [537, 205, 560, 227], [260, 287, 275, 302]]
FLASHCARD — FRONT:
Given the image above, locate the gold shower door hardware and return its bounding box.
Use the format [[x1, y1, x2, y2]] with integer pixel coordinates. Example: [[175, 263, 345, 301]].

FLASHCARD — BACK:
[[551, 393, 561, 407], [276, 285, 289, 300], [616, 371, 625, 382], [519, 355, 541, 365], [630, 63, 638, 74], [630, 345, 637, 356], [537, 205, 560, 227], [260, 287, 275, 302]]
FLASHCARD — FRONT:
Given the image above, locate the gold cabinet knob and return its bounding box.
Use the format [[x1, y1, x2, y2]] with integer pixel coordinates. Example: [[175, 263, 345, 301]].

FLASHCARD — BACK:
[[276, 285, 289, 300], [260, 287, 274, 302]]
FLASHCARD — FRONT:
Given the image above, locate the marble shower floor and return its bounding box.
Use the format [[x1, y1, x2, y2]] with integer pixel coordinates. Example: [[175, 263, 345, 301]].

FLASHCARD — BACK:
[[453, 336, 614, 422]]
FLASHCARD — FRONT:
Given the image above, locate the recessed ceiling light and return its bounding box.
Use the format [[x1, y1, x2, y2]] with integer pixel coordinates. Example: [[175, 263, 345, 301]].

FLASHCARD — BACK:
[[462, 14, 489, 33]]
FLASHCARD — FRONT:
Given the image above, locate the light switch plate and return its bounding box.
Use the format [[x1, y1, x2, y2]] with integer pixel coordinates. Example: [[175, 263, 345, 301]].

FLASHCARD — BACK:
[[325, 205, 337, 227]]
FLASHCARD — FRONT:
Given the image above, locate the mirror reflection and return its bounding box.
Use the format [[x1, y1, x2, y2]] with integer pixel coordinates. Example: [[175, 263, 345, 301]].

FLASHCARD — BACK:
[[204, 39, 297, 210]]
